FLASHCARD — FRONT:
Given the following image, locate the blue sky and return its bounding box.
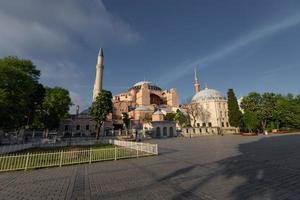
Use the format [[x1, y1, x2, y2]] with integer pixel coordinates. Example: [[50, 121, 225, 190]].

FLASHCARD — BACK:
[[0, 0, 300, 113]]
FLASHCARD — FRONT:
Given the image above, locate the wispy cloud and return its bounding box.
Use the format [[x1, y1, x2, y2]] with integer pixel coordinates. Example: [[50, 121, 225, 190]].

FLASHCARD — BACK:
[[157, 14, 300, 85], [259, 64, 298, 80]]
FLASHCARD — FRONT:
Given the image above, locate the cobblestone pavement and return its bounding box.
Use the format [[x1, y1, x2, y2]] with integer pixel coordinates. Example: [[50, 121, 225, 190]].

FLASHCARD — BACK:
[[1, 133, 300, 200]]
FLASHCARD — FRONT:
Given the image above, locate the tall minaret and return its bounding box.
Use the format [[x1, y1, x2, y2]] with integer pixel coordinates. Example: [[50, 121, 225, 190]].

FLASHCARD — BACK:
[[93, 48, 104, 101], [194, 68, 200, 94]]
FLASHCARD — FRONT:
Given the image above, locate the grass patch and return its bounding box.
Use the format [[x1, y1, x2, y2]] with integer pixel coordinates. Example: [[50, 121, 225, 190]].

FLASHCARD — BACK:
[[0, 144, 153, 172], [7, 143, 114, 155]]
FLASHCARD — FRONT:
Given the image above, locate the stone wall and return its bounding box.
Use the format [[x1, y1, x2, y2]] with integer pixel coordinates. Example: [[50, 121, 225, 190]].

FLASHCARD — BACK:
[[182, 127, 220, 137], [182, 126, 239, 137]]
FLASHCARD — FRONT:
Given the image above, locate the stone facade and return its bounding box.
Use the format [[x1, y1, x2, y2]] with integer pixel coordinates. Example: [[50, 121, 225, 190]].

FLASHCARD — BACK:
[[182, 127, 219, 137], [143, 121, 177, 138], [182, 70, 239, 135], [182, 127, 239, 137], [59, 112, 113, 137], [112, 81, 179, 125]]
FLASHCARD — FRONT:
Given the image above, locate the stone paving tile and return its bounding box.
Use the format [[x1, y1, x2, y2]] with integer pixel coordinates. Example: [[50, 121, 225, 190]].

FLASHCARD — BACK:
[[1, 133, 300, 199]]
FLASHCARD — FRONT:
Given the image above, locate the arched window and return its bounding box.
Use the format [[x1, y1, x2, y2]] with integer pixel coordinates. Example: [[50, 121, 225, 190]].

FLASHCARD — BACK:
[[156, 127, 161, 137], [163, 127, 167, 136], [169, 127, 174, 137]]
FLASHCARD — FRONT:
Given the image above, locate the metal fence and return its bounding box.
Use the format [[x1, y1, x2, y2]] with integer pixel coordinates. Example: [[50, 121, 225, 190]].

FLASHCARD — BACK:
[[0, 141, 158, 172]]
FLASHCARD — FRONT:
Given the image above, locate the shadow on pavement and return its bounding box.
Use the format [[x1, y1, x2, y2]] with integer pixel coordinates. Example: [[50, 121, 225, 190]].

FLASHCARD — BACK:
[[171, 134, 300, 200]]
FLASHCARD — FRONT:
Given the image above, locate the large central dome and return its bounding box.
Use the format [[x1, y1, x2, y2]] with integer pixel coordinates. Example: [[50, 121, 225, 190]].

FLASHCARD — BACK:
[[192, 88, 226, 102], [133, 81, 151, 86], [130, 81, 162, 91]]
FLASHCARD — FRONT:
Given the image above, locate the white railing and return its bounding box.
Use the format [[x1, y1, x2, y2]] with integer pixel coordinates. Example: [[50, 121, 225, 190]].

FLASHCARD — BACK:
[[108, 139, 158, 155], [0, 140, 158, 172]]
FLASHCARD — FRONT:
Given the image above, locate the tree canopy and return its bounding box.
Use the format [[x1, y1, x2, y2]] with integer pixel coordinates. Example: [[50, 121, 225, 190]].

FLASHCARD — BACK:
[[174, 109, 188, 128], [89, 90, 113, 139], [0, 56, 72, 135], [165, 113, 176, 121], [0, 56, 43, 131], [41, 87, 72, 135], [227, 89, 242, 127], [241, 92, 300, 131], [184, 103, 210, 127], [242, 111, 260, 132]]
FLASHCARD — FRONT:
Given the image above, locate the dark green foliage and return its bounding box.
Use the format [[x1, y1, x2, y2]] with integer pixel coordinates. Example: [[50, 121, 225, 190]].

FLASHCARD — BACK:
[[242, 111, 260, 132], [241, 92, 300, 131], [0, 56, 43, 131], [122, 112, 130, 129], [174, 109, 188, 128], [89, 90, 113, 139], [165, 113, 176, 121], [41, 87, 72, 134], [0, 56, 72, 135], [227, 89, 242, 127]]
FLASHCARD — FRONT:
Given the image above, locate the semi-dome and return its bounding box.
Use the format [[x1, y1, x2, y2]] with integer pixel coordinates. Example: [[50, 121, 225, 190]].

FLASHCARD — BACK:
[[192, 88, 226, 102]]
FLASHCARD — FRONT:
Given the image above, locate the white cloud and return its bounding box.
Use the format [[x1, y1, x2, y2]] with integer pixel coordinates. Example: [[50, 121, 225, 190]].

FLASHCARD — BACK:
[[0, 0, 140, 112], [157, 14, 300, 84], [0, 0, 140, 58], [69, 91, 89, 114]]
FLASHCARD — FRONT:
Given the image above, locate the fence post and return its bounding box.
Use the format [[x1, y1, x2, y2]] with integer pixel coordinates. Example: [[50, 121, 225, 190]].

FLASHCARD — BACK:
[[156, 144, 158, 155], [114, 146, 117, 160], [89, 149, 92, 164], [25, 152, 30, 171], [59, 150, 63, 167]]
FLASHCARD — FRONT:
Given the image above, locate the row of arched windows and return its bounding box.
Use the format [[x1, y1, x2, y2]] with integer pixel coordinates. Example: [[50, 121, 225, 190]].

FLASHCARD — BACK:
[[156, 126, 174, 137]]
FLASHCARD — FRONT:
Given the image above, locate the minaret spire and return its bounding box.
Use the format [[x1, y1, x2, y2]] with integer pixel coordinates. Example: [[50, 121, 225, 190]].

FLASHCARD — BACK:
[[194, 68, 200, 94], [93, 48, 104, 101]]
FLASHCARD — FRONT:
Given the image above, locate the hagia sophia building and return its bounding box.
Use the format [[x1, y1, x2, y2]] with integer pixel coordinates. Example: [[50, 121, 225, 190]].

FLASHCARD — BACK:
[[59, 48, 238, 137], [112, 81, 179, 127]]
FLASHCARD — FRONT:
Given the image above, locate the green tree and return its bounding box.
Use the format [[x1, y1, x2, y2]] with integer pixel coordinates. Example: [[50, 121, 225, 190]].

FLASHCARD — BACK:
[[227, 89, 242, 127], [0, 56, 42, 132], [165, 113, 176, 121], [89, 90, 113, 140], [240, 92, 261, 113], [174, 109, 188, 129], [274, 96, 300, 129], [242, 111, 260, 132], [241, 92, 278, 130], [259, 93, 277, 130], [41, 87, 72, 137]]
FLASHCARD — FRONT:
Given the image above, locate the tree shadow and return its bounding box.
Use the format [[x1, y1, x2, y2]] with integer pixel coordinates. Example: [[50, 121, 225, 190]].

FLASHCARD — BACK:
[[92, 134, 300, 199], [172, 134, 300, 200]]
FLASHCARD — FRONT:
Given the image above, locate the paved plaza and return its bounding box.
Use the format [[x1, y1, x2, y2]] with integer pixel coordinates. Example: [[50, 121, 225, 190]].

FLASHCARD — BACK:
[[1, 133, 300, 200]]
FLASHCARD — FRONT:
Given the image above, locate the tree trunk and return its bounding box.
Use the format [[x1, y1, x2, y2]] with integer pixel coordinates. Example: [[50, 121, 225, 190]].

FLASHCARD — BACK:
[[96, 125, 100, 140], [192, 116, 196, 127], [261, 120, 267, 131], [45, 129, 49, 138]]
